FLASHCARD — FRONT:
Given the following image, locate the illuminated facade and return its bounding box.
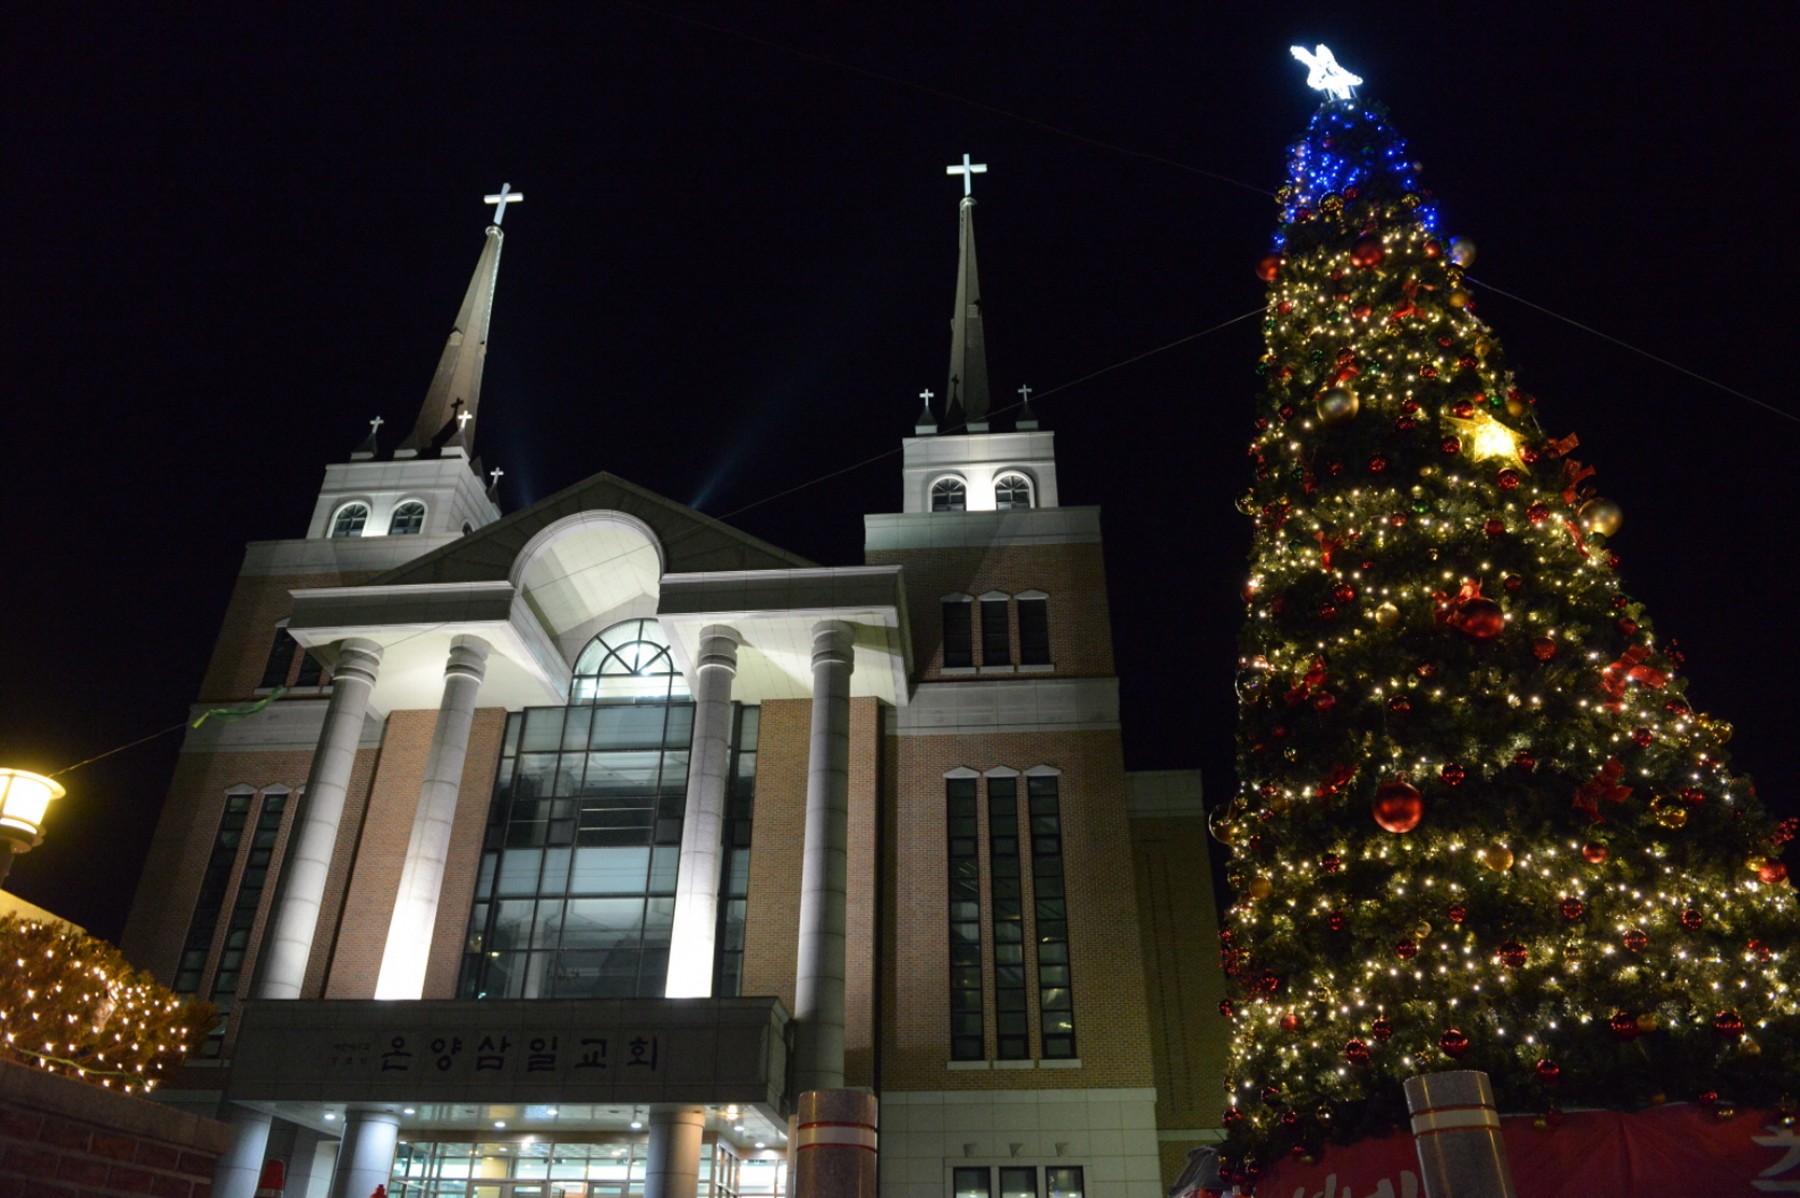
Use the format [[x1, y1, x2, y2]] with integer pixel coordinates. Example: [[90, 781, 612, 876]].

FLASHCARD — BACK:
[[120, 179, 1226, 1198]]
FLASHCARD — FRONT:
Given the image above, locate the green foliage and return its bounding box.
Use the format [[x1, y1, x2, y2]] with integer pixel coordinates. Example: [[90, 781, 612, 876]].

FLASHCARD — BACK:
[[0, 915, 216, 1096]]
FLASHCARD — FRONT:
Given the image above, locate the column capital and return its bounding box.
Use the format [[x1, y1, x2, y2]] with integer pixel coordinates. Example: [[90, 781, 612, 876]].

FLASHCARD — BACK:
[[696, 624, 740, 675], [332, 638, 384, 686], [810, 619, 855, 672], [445, 634, 492, 682]]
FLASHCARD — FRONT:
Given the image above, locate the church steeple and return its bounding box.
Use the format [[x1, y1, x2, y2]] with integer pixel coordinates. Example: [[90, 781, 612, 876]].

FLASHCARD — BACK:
[[396, 184, 521, 460], [944, 154, 990, 432]]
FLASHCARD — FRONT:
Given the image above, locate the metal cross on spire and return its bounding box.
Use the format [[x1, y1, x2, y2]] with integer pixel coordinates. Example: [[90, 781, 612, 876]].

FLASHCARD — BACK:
[[368, 415, 385, 435], [1290, 44, 1362, 101], [946, 154, 987, 197], [489, 466, 504, 486], [920, 388, 935, 404], [483, 182, 525, 226], [1017, 384, 1033, 403], [457, 409, 473, 429]]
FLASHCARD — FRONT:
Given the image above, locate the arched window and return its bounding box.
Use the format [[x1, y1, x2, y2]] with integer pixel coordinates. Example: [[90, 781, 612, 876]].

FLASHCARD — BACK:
[[994, 473, 1034, 511], [931, 478, 967, 512], [330, 503, 369, 538], [569, 618, 690, 703], [389, 500, 426, 536]]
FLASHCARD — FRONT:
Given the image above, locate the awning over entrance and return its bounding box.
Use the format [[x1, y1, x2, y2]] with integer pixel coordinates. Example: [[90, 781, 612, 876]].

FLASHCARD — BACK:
[[227, 996, 790, 1140]]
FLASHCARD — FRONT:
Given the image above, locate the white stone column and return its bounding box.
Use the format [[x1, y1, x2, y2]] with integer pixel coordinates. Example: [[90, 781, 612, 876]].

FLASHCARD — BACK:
[[375, 634, 491, 1000], [258, 638, 384, 999], [643, 1105, 708, 1198], [213, 1106, 275, 1198], [326, 1110, 401, 1198], [218, 638, 383, 1198], [793, 619, 854, 1092], [665, 624, 740, 998]]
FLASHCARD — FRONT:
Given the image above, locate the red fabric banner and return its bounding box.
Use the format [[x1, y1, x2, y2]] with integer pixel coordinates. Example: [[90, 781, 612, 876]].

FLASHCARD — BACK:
[[1248, 1106, 1797, 1198]]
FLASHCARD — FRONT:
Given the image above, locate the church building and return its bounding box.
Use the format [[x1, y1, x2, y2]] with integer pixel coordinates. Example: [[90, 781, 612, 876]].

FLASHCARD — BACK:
[[119, 169, 1227, 1198]]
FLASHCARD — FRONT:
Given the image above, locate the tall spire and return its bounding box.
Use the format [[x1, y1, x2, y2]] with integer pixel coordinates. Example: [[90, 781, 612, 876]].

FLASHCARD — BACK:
[[396, 185, 520, 459], [944, 154, 990, 432]]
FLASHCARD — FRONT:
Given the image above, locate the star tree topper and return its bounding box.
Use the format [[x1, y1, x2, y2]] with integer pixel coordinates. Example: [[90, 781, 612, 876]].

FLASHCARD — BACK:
[[1290, 44, 1362, 101]]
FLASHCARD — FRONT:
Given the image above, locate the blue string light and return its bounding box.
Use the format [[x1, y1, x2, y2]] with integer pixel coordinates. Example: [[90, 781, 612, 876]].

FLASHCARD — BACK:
[[1273, 101, 1440, 249]]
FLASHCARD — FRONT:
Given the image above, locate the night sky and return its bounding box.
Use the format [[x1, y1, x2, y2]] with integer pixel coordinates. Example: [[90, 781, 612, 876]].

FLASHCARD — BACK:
[[4, 5, 1795, 939]]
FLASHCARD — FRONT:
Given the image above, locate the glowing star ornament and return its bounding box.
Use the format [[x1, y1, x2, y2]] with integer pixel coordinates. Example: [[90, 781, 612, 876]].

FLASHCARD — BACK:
[[1443, 406, 1528, 467], [1290, 44, 1363, 101]]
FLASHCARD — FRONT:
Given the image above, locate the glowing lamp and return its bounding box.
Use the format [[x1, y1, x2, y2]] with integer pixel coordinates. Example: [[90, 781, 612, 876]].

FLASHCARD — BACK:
[[0, 768, 65, 885]]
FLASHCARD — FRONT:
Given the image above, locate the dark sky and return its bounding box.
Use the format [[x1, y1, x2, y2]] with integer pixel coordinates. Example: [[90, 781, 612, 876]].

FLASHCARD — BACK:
[[3, 4, 1796, 939]]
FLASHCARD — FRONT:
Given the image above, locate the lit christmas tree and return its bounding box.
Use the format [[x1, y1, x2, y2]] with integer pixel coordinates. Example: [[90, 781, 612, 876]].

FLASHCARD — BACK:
[[1216, 54, 1799, 1181]]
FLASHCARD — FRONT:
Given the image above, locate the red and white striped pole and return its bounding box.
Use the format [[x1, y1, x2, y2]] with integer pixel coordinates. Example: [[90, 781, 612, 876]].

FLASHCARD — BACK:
[[791, 1089, 877, 1198]]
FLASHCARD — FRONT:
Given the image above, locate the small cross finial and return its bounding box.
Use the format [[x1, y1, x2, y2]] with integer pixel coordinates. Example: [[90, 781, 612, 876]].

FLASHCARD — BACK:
[[457, 409, 473, 429], [920, 388, 935, 403], [489, 466, 504, 487], [483, 182, 525, 226], [1017, 384, 1033, 402], [1290, 44, 1362, 102], [946, 153, 987, 197], [368, 415, 385, 435]]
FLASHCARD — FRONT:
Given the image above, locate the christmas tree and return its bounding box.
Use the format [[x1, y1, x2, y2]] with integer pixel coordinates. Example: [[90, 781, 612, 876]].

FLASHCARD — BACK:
[[1216, 59, 1799, 1181]]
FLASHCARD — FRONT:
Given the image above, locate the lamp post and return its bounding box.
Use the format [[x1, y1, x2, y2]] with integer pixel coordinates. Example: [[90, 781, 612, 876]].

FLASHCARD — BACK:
[[0, 769, 66, 887]]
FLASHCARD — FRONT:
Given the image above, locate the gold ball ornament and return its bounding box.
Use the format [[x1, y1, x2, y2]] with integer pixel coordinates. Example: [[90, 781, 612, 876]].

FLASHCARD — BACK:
[[1747, 855, 1769, 874], [1578, 497, 1623, 537], [1447, 290, 1471, 309], [1635, 1012, 1659, 1033], [1414, 921, 1433, 939], [1235, 490, 1259, 515], [1248, 875, 1275, 901], [1317, 386, 1360, 425], [1479, 843, 1515, 872], [1651, 796, 1690, 830], [1374, 602, 1402, 629]]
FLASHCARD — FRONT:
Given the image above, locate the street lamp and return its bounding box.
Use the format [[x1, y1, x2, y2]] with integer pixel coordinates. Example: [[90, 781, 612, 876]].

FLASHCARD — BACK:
[[0, 769, 65, 887]]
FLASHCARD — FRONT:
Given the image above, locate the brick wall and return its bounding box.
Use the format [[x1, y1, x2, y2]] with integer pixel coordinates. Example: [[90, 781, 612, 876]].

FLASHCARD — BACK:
[[0, 1060, 231, 1198], [198, 569, 377, 702], [879, 728, 1156, 1093], [1130, 814, 1229, 1135], [866, 542, 1116, 680], [738, 697, 880, 1086]]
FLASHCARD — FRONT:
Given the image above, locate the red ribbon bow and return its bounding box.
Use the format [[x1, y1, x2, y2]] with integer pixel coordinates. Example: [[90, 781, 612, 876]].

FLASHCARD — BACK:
[[1573, 758, 1633, 822], [1285, 656, 1331, 706], [1433, 579, 1484, 627], [1600, 645, 1669, 705], [1315, 530, 1341, 570], [1318, 762, 1357, 800]]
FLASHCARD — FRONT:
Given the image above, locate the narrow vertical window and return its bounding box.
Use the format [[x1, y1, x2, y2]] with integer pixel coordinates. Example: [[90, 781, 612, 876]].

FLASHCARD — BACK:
[[947, 775, 984, 1061], [1017, 596, 1050, 666], [714, 705, 760, 997], [980, 598, 1012, 667], [1000, 1167, 1040, 1198], [986, 775, 1029, 1059], [260, 628, 298, 690], [173, 791, 254, 994], [200, 790, 289, 1057], [1029, 773, 1076, 1059], [942, 599, 973, 669]]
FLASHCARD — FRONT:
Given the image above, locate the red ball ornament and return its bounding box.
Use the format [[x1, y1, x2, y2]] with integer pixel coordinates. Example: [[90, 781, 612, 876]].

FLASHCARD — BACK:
[[1456, 598, 1505, 641], [1441, 436, 1462, 454], [1373, 780, 1425, 833], [1312, 691, 1338, 713], [1223, 1105, 1245, 1127], [1396, 939, 1420, 960], [1327, 909, 1348, 932], [1321, 853, 1342, 873], [1280, 1012, 1302, 1032], [1498, 940, 1528, 968], [1503, 574, 1524, 593], [1750, 939, 1774, 963], [1532, 637, 1558, 661], [1388, 694, 1413, 714], [1350, 236, 1385, 268], [1319, 603, 1339, 621], [1447, 904, 1468, 924], [1395, 417, 1419, 433], [1372, 1017, 1394, 1041], [1256, 254, 1283, 282], [1497, 469, 1521, 490], [1440, 1028, 1471, 1058], [1262, 1085, 1283, 1107], [1369, 455, 1389, 473], [1333, 583, 1358, 604], [1219, 999, 1236, 1018], [1514, 751, 1537, 771], [1345, 1039, 1372, 1065], [1451, 399, 1475, 418], [1560, 898, 1585, 920], [1535, 1059, 1562, 1085], [1681, 908, 1704, 930], [1352, 303, 1373, 319], [1484, 518, 1506, 538], [1440, 762, 1467, 787], [1582, 841, 1609, 864], [1760, 861, 1789, 885], [1610, 1011, 1641, 1040], [1279, 403, 1297, 422], [1715, 1011, 1746, 1040], [1623, 928, 1650, 952], [1682, 787, 1707, 806], [1527, 502, 1550, 523], [1632, 727, 1654, 748]]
